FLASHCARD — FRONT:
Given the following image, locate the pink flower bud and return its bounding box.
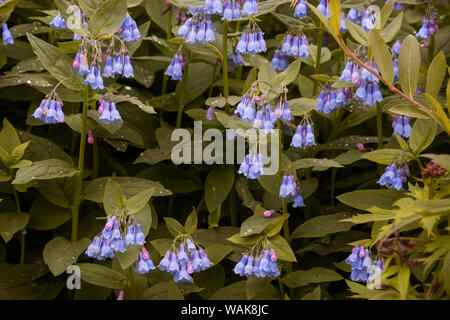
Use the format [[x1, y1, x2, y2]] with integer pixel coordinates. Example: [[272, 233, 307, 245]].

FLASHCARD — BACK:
[[357, 143, 366, 152], [117, 290, 124, 300], [87, 130, 94, 145], [263, 210, 275, 218]]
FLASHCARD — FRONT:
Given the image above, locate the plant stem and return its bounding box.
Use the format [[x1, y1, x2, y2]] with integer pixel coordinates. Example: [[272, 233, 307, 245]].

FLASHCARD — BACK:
[[161, 9, 173, 96], [127, 267, 136, 300], [330, 167, 337, 207], [222, 20, 230, 114], [176, 52, 190, 129], [71, 85, 89, 242], [313, 25, 323, 96], [92, 137, 99, 179], [376, 102, 383, 149], [12, 186, 25, 264]]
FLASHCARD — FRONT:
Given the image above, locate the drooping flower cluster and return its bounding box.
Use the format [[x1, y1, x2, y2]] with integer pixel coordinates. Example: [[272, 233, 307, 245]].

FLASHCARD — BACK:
[[165, 51, 185, 81], [1, 22, 13, 45], [279, 174, 305, 208], [292, 0, 308, 19], [120, 13, 142, 42], [345, 245, 372, 283], [354, 61, 383, 107], [238, 153, 264, 179], [346, 8, 361, 24], [241, 0, 259, 16], [416, 7, 439, 42], [86, 214, 147, 260], [340, 12, 348, 32], [385, 0, 404, 11], [32, 93, 65, 124], [50, 13, 67, 29], [135, 247, 156, 274], [204, 0, 224, 15], [158, 238, 213, 283], [392, 115, 412, 138], [227, 50, 244, 71], [222, 0, 242, 21], [234, 239, 280, 278], [236, 22, 266, 55], [270, 49, 289, 72], [315, 85, 351, 114], [377, 155, 410, 190], [98, 94, 122, 124], [361, 7, 376, 32], [274, 88, 291, 121], [317, 0, 331, 18], [280, 30, 310, 59], [290, 116, 316, 149], [178, 11, 215, 44]]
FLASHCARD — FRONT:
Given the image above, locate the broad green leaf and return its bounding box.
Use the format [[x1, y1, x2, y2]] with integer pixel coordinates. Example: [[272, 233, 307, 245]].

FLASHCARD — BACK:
[[227, 233, 263, 246], [389, 104, 432, 119], [292, 158, 343, 171], [0, 0, 19, 15], [369, 29, 394, 85], [184, 208, 198, 235], [29, 196, 71, 230], [126, 188, 154, 214], [12, 159, 79, 185], [103, 178, 117, 216], [290, 97, 318, 115], [164, 217, 185, 237], [246, 277, 271, 300], [282, 268, 343, 288], [409, 119, 437, 154], [208, 206, 221, 229], [306, 3, 339, 43], [291, 212, 354, 239], [43, 237, 90, 276], [345, 18, 368, 45], [168, 281, 185, 300], [204, 165, 234, 213], [329, 0, 341, 33], [88, 0, 127, 37], [378, 0, 394, 29], [361, 148, 414, 165], [380, 11, 403, 43], [0, 212, 29, 243], [115, 246, 140, 270], [26, 33, 82, 91], [423, 93, 450, 135], [398, 265, 410, 300], [426, 51, 446, 99], [421, 154, 450, 171], [240, 208, 287, 237], [337, 190, 405, 211], [76, 263, 127, 289], [273, 58, 301, 91], [204, 243, 233, 265], [301, 286, 321, 300], [269, 235, 296, 262], [398, 35, 420, 98], [0, 118, 21, 153]]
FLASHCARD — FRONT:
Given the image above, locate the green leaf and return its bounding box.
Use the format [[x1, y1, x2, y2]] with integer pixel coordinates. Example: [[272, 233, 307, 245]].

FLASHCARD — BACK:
[[369, 29, 394, 85], [306, 2, 339, 43], [0, 0, 19, 15], [378, 0, 394, 29], [423, 93, 450, 135], [0, 212, 29, 243], [29, 196, 71, 230], [103, 178, 117, 216], [291, 212, 354, 239], [26, 33, 82, 91], [115, 246, 140, 270], [425, 51, 446, 98], [389, 104, 432, 119], [289, 97, 318, 115], [361, 148, 414, 165], [88, 0, 127, 37], [204, 165, 234, 213], [76, 263, 127, 289], [43, 237, 90, 276], [337, 189, 405, 211], [398, 35, 420, 98], [204, 243, 233, 265], [301, 286, 321, 300], [114, 182, 127, 208], [208, 206, 221, 229], [240, 207, 287, 237], [12, 159, 79, 185], [269, 235, 296, 262], [273, 58, 302, 91], [345, 18, 368, 45], [409, 119, 437, 154], [329, 0, 342, 33], [0, 118, 21, 154], [292, 158, 344, 171], [246, 277, 271, 300], [126, 188, 154, 214], [380, 11, 403, 43], [398, 265, 410, 300], [184, 208, 198, 235], [168, 281, 185, 300], [227, 233, 263, 246], [421, 154, 450, 171], [282, 268, 343, 288], [164, 217, 185, 237]]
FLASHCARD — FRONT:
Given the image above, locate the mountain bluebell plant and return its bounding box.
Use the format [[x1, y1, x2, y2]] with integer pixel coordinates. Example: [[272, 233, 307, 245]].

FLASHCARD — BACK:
[[234, 238, 280, 278], [32, 90, 65, 124], [98, 95, 122, 124], [236, 21, 266, 55], [392, 116, 412, 138], [292, 0, 308, 19], [135, 247, 156, 274], [346, 245, 372, 283], [377, 155, 410, 191], [166, 51, 185, 80]]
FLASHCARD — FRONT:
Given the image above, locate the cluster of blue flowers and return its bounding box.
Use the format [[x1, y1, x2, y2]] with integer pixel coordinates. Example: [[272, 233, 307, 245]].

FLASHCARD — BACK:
[[98, 95, 122, 124], [416, 7, 439, 41], [32, 95, 65, 124], [234, 83, 258, 121], [316, 86, 351, 114], [361, 8, 376, 32], [165, 52, 185, 81], [345, 246, 372, 283], [252, 103, 277, 132], [385, 0, 404, 11], [392, 116, 412, 139], [178, 13, 215, 44], [236, 24, 266, 55], [121, 13, 142, 42], [317, 0, 331, 18], [135, 247, 156, 274], [206, 106, 216, 120], [158, 239, 213, 283], [291, 120, 316, 150], [293, 0, 308, 18], [86, 215, 146, 260], [222, 0, 242, 21], [274, 94, 292, 121], [354, 61, 383, 107], [390, 40, 402, 83], [280, 32, 310, 60], [227, 51, 244, 71], [347, 8, 361, 24], [234, 249, 280, 278], [270, 50, 289, 72], [279, 175, 305, 208], [238, 153, 264, 179], [378, 162, 410, 190]]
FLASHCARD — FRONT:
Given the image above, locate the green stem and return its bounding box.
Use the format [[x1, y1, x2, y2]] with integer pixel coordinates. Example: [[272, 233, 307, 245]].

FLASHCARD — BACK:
[[12, 186, 25, 264], [376, 102, 383, 149], [92, 137, 99, 179], [161, 9, 173, 96], [222, 20, 230, 114], [127, 267, 136, 300], [330, 167, 337, 207], [71, 85, 89, 242], [176, 52, 190, 129], [313, 25, 324, 96]]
